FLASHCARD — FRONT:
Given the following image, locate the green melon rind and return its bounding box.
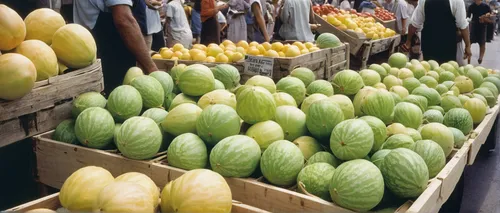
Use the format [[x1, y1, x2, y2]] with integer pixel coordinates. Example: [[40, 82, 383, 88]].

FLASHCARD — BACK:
[[246, 120, 284, 150], [306, 80, 334, 96], [168, 93, 198, 111], [329, 159, 384, 211], [297, 163, 335, 201], [419, 123, 454, 157], [161, 103, 202, 136], [361, 90, 395, 124], [106, 85, 143, 122], [306, 151, 341, 167], [393, 102, 423, 129], [276, 76, 307, 104], [371, 149, 391, 169], [115, 116, 162, 160], [197, 89, 237, 110], [196, 104, 241, 146], [290, 67, 316, 87], [329, 95, 355, 120], [167, 133, 208, 170], [293, 136, 323, 160], [260, 140, 304, 186], [130, 75, 165, 108], [306, 99, 344, 140], [236, 86, 276, 124], [71, 92, 107, 118], [332, 70, 365, 95], [177, 64, 215, 96], [381, 134, 415, 150], [330, 119, 374, 160], [209, 135, 261, 177], [412, 140, 446, 178], [443, 108, 473, 135], [74, 107, 115, 149], [359, 116, 387, 152], [149, 71, 174, 95], [211, 64, 241, 90], [53, 119, 79, 144], [142, 108, 168, 124]]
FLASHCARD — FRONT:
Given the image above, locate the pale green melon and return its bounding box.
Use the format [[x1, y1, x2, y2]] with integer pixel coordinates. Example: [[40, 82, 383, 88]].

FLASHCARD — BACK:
[[237, 86, 276, 124], [291, 67, 316, 87], [332, 70, 365, 95], [306, 151, 341, 167], [412, 140, 446, 178], [130, 75, 165, 108], [260, 140, 304, 186], [169, 93, 197, 111], [297, 163, 335, 201], [53, 119, 78, 144], [306, 99, 344, 140], [360, 116, 387, 152], [293, 136, 323, 160], [74, 107, 115, 149], [211, 64, 240, 90], [177, 64, 215, 96], [420, 123, 454, 157], [329, 94, 355, 119], [197, 89, 237, 109], [381, 134, 415, 150], [276, 76, 307, 104], [167, 133, 207, 170], [106, 85, 142, 122], [115, 116, 162, 160], [209, 135, 261, 177], [196, 104, 241, 146], [161, 103, 202, 136], [274, 106, 307, 141], [245, 75, 276, 93], [71, 92, 107, 118], [301, 93, 328, 115], [246, 120, 284, 150], [306, 80, 334, 96], [123, 67, 144, 85], [330, 119, 373, 160], [142, 108, 168, 124], [272, 92, 297, 107], [149, 71, 174, 95]]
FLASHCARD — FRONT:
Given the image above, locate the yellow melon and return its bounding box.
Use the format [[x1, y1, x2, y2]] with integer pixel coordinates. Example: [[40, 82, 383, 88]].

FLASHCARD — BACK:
[[193, 44, 207, 51], [222, 40, 234, 47], [59, 166, 114, 212], [51, 24, 96, 68], [230, 52, 244, 62], [0, 5, 26, 51], [285, 45, 301, 57], [25, 208, 56, 213], [152, 54, 162, 59], [205, 56, 216, 62], [249, 41, 259, 47], [181, 52, 192, 60], [114, 172, 160, 207], [247, 47, 260, 56], [24, 8, 65, 45], [216, 53, 229, 63], [237, 40, 249, 49], [161, 49, 174, 59], [265, 50, 279, 58], [207, 45, 224, 57], [235, 46, 246, 54], [173, 43, 184, 52], [16, 40, 59, 81], [271, 42, 284, 52], [160, 182, 174, 213], [94, 181, 155, 213], [0, 53, 37, 100], [192, 52, 207, 61]]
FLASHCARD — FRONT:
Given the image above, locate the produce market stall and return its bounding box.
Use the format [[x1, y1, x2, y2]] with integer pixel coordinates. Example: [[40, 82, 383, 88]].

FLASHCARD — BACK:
[[0, 60, 104, 148]]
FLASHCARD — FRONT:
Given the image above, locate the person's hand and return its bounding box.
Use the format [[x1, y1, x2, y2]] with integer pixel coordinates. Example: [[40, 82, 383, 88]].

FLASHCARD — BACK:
[[464, 45, 472, 61], [145, 0, 163, 10]]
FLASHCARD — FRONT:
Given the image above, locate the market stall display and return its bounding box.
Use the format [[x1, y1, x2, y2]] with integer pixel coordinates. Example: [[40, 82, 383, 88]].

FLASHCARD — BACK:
[[373, 7, 397, 30]]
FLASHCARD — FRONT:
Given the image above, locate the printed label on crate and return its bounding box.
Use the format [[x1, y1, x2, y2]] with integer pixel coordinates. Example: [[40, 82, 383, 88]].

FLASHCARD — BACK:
[[244, 55, 274, 77]]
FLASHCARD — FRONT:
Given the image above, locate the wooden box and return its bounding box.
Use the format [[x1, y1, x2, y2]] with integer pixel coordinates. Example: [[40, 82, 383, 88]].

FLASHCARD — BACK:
[[5, 193, 270, 213], [374, 16, 397, 31], [0, 60, 104, 148]]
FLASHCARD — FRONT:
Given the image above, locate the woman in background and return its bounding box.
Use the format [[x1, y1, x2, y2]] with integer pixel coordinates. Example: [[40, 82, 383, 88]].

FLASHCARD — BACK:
[[227, 0, 250, 42], [468, 0, 491, 64]]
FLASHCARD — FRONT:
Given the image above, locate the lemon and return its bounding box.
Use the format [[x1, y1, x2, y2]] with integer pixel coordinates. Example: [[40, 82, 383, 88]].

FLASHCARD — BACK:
[[160, 49, 173, 59], [265, 50, 279, 58], [215, 53, 229, 63], [152, 54, 162, 59], [231, 52, 244, 62], [271, 42, 284, 51], [172, 43, 184, 52], [237, 40, 249, 49]]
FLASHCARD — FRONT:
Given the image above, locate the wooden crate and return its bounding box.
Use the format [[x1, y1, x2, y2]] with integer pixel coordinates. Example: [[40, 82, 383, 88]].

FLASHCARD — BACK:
[[0, 60, 104, 148], [374, 16, 397, 31], [6, 193, 270, 213], [315, 14, 401, 69], [326, 43, 350, 80], [153, 59, 245, 73]]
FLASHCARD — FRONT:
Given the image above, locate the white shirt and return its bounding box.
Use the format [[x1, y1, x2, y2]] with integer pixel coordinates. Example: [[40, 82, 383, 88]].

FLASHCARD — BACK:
[[339, 0, 351, 10], [384, 0, 408, 34], [146, 8, 162, 34], [165, 0, 193, 46], [74, 0, 133, 29], [406, 3, 414, 32], [410, 0, 469, 30], [279, 0, 315, 41], [217, 11, 227, 23]]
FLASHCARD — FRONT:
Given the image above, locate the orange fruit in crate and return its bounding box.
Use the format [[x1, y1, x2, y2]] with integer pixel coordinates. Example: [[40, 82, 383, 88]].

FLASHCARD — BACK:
[[247, 47, 260, 56], [160, 49, 174, 59], [265, 50, 279, 58], [173, 43, 184, 52], [285, 45, 301, 57], [257, 44, 267, 54], [152, 54, 162, 59], [205, 56, 216, 62], [293, 42, 306, 50], [192, 52, 207, 61], [231, 52, 244, 62], [249, 41, 259, 47], [237, 40, 249, 49], [235, 46, 246, 54], [271, 42, 284, 52], [181, 53, 191, 60], [216, 53, 229, 63], [207, 45, 224, 57], [262, 42, 272, 51]]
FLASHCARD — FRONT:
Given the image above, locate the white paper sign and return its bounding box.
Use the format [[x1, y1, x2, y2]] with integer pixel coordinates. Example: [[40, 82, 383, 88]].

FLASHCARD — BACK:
[[244, 55, 274, 77]]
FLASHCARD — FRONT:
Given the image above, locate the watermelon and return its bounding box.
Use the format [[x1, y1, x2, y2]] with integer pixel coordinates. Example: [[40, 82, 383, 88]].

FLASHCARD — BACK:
[[483, 76, 500, 92], [301, 93, 328, 114], [74, 107, 115, 149], [214, 79, 225, 90], [141, 108, 168, 124], [161, 103, 202, 136], [290, 67, 316, 87], [419, 76, 438, 88], [329, 94, 355, 119], [480, 82, 499, 97], [439, 71, 455, 83], [169, 93, 197, 111], [244, 75, 276, 93], [448, 127, 466, 148], [163, 92, 176, 110], [428, 105, 445, 114], [273, 92, 297, 107], [197, 89, 237, 110], [411, 86, 441, 106], [397, 68, 414, 79], [273, 106, 307, 141], [391, 92, 402, 104], [131, 75, 165, 108], [388, 53, 408, 68], [386, 123, 407, 137], [359, 116, 387, 152], [170, 63, 187, 84], [381, 148, 429, 198], [464, 98, 487, 124], [435, 84, 449, 95], [412, 140, 446, 178], [390, 86, 409, 99], [149, 71, 174, 95], [419, 123, 454, 157], [71, 92, 107, 118], [297, 163, 335, 201], [383, 75, 402, 90], [393, 102, 423, 129], [167, 133, 208, 170], [53, 119, 78, 144], [115, 117, 162, 160], [293, 136, 323, 160], [276, 76, 307, 104], [402, 78, 421, 93], [454, 76, 474, 93], [359, 69, 381, 86], [260, 140, 304, 186], [473, 88, 496, 107], [106, 85, 143, 122], [123, 67, 144, 85], [371, 149, 391, 169], [466, 68, 484, 88], [177, 64, 215, 96], [329, 159, 384, 211], [306, 99, 344, 140], [209, 135, 261, 177], [306, 151, 341, 167], [246, 120, 284, 150], [332, 70, 365, 95], [113, 123, 121, 145], [381, 134, 415, 150], [211, 64, 240, 90], [423, 109, 443, 124], [237, 86, 276, 124], [369, 64, 388, 78], [353, 86, 377, 116], [330, 119, 373, 160], [441, 95, 462, 113], [196, 104, 241, 146], [443, 108, 473, 135], [361, 89, 395, 124], [316, 33, 341, 48], [406, 128, 422, 141], [306, 80, 334, 96]]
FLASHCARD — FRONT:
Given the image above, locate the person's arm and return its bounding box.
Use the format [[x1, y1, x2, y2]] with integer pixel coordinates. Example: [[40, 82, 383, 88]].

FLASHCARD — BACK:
[[110, 5, 158, 73], [252, 3, 270, 41], [461, 27, 472, 60], [404, 0, 424, 48], [454, 0, 471, 59]]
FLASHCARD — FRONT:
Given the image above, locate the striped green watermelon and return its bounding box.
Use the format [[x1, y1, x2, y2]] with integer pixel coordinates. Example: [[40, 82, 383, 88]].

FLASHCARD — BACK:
[[359, 116, 387, 152], [290, 67, 316, 87], [177, 64, 215, 96], [113, 123, 121, 145], [237, 86, 276, 124], [448, 127, 466, 148], [149, 71, 174, 95], [293, 136, 323, 160], [329, 159, 384, 211], [353, 86, 377, 116], [74, 107, 115, 149], [209, 135, 261, 177], [246, 120, 284, 150], [167, 133, 207, 170], [443, 108, 473, 135], [211, 64, 240, 90], [329, 95, 355, 119], [420, 123, 454, 157], [301, 93, 328, 115], [71, 92, 107, 118], [306, 151, 341, 167], [466, 68, 484, 88], [196, 104, 241, 146], [381, 148, 429, 198], [306, 99, 344, 140], [393, 102, 423, 129], [473, 88, 496, 107], [370, 149, 391, 169], [260, 140, 304, 186], [276, 76, 307, 104], [332, 70, 365, 95], [168, 93, 197, 111], [198, 89, 237, 110], [115, 116, 162, 160], [53, 119, 78, 144], [130, 75, 165, 109], [361, 89, 395, 124], [423, 109, 444, 124], [330, 119, 373, 160], [411, 86, 441, 106], [161, 103, 202, 136], [123, 67, 144, 85], [403, 95, 428, 113], [428, 106, 445, 114], [316, 33, 341, 49], [412, 140, 446, 178], [483, 76, 500, 92], [273, 106, 307, 141], [244, 75, 276, 93], [381, 134, 415, 150], [306, 80, 334, 96], [297, 163, 335, 201], [359, 69, 381, 86], [440, 95, 462, 113], [402, 78, 421, 93], [406, 128, 422, 141], [273, 92, 297, 107], [479, 82, 499, 97], [106, 85, 143, 122], [142, 108, 168, 124]]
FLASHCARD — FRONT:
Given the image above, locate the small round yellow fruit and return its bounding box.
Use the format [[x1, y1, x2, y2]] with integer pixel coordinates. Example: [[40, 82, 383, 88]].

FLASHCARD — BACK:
[[265, 50, 279, 58], [231, 52, 244, 62], [257, 44, 267, 54], [304, 42, 314, 49], [173, 51, 183, 58], [262, 42, 272, 51], [278, 52, 286, 57], [271, 42, 284, 51], [160, 49, 173, 59], [285, 45, 301, 57], [293, 41, 306, 50], [152, 54, 162, 59], [181, 53, 191, 60], [192, 52, 207, 61], [249, 41, 259, 47], [236, 46, 246, 54], [192, 44, 206, 51], [237, 40, 249, 49], [300, 48, 309, 54], [172, 43, 184, 52], [222, 40, 234, 47], [215, 53, 229, 63], [247, 47, 260, 56], [205, 56, 216, 62]]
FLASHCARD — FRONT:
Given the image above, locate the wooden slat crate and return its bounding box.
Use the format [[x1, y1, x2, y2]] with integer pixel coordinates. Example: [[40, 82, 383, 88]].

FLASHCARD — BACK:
[[326, 43, 350, 80], [315, 14, 401, 69], [0, 60, 104, 148], [6, 192, 270, 213], [374, 16, 397, 31]]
